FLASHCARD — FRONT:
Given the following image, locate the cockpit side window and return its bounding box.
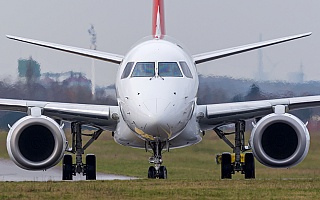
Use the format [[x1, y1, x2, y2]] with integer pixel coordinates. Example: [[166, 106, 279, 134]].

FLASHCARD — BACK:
[[179, 61, 193, 78], [131, 62, 155, 77], [121, 62, 134, 79], [158, 62, 183, 77]]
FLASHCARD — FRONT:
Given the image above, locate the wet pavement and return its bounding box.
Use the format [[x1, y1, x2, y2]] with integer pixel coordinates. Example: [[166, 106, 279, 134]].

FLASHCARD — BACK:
[[0, 159, 135, 182]]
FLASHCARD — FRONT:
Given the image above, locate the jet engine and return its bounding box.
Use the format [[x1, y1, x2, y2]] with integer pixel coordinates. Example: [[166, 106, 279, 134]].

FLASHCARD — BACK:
[[250, 113, 310, 168], [6, 115, 66, 170]]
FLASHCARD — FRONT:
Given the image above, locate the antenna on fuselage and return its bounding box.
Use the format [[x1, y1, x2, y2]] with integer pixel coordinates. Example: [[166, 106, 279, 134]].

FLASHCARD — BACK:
[[88, 24, 97, 99]]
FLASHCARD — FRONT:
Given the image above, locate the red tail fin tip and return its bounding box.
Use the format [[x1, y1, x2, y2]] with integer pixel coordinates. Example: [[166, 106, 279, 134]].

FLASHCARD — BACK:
[[152, 0, 165, 38]]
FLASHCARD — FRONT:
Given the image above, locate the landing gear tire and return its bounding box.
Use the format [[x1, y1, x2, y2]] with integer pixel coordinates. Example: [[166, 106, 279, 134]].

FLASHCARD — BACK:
[[215, 121, 256, 179], [159, 166, 167, 179], [64, 123, 102, 180], [86, 154, 97, 180], [148, 166, 156, 179], [147, 139, 168, 179], [221, 153, 232, 179], [244, 153, 255, 179], [62, 154, 73, 180]]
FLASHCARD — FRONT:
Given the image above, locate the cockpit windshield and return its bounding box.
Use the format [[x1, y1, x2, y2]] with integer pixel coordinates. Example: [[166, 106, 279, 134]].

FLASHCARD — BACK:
[[158, 62, 183, 77], [131, 62, 155, 77], [179, 61, 193, 78], [121, 62, 134, 79], [130, 62, 185, 78]]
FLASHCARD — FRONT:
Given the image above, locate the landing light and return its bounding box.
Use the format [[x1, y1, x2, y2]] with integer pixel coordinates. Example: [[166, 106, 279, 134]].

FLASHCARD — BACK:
[[112, 113, 119, 121]]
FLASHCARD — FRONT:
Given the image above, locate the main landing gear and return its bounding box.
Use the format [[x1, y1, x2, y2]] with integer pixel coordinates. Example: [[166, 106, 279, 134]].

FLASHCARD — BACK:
[[62, 122, 103, 180], [214, 120, 255, 179], [147, 139, 168, 179]]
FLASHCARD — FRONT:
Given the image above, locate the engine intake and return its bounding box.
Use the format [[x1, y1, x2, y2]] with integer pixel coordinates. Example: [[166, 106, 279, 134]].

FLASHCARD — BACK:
[[7, 115, 66, 170], [250, 113, 310, 168]]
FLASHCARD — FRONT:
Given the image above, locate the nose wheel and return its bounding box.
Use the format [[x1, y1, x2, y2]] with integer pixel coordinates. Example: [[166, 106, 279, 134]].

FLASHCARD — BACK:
[[147, 163, 168, 179], [148, 166, 156, 178], [159, 166, 168, 179], [147, 139, 168, 179]]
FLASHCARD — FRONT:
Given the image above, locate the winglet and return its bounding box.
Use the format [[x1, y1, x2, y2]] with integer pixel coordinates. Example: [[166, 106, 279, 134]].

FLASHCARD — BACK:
[[152, 0, 166, 39]]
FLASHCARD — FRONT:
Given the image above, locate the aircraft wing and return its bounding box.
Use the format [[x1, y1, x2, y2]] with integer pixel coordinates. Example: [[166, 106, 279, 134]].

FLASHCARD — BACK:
[[6, 35, 124, 64], [193, 32, 312, 64], [197, 95, 320, 130], [0, 98, 119, 131]]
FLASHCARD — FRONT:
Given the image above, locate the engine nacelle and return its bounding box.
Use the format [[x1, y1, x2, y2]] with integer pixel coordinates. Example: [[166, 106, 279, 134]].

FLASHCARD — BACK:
[[6, 115, 66, 170], [250, 113, 310, 168]]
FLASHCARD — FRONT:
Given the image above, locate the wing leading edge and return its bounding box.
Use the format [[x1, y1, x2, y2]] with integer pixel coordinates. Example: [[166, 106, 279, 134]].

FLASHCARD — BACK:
[[193, 32, 312, 64], [198, 95, 320, 130], [0, 98, 119, 131], [6, 35, 124, 64]]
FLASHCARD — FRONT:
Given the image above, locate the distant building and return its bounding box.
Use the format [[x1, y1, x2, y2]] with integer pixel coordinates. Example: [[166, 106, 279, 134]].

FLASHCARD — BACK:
[[18, 57, 41, 82], [40, 71, 91, 88], [62, 72, 91, 88], [40, 75, 55, 88]]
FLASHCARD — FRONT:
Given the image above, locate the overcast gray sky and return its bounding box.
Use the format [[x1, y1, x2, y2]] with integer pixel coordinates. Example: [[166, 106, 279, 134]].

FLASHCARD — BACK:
[[0, 0, 319, 86]]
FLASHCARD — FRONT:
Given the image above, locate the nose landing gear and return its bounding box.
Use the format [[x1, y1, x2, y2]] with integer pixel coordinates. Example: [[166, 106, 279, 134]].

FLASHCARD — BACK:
[[147, 139, 168, 179]]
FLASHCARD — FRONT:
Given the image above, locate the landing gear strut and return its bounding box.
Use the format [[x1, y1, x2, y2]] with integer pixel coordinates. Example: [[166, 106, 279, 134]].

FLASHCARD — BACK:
[[214, 120, 255, 179], [62, 122, 103, 180], [147, 139, 168, 179]]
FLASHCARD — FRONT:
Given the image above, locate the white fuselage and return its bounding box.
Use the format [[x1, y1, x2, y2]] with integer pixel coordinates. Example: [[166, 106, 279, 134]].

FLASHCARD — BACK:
[[114, 37, 202, 148]]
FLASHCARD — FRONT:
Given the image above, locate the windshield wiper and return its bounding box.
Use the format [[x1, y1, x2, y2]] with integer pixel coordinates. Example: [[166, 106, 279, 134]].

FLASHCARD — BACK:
[[149, 74, 164, 80], [149, 74, 156, 80], [157, 74, 164, 80]]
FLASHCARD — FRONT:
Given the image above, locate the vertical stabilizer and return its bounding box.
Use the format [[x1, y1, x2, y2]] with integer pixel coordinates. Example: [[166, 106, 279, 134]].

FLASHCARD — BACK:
[[152, 0, 165, 39]]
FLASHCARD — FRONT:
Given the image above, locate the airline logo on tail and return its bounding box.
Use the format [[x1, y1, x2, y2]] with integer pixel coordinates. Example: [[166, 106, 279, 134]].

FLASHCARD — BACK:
[[152, 0, 165, 38]]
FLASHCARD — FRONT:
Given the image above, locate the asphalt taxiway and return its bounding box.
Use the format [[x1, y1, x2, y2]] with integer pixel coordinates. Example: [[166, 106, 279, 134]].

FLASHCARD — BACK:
[[0, 159, 134, 181]]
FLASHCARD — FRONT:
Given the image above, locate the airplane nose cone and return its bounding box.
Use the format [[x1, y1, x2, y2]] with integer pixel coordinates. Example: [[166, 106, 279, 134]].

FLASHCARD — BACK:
[[122, 95, 193, 141], [142, 99, 172, 138], [143, 98, 170, 116], [132, 98, 187, 140]]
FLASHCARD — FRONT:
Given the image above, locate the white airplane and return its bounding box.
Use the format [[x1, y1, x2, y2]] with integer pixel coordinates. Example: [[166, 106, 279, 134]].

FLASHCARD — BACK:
[[3, 0, 316, 180]]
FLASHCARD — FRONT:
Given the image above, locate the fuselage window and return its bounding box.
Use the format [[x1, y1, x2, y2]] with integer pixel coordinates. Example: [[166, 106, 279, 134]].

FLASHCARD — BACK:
[[121, 62, 135, 79], [131, 62, 155, 77], [158, 62, 183, 77], [179, 61, 193, 78]]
